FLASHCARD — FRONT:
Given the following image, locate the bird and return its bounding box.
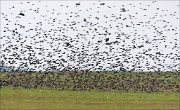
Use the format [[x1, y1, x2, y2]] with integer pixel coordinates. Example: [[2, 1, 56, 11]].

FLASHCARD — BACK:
[[18, 12, 25, 16]]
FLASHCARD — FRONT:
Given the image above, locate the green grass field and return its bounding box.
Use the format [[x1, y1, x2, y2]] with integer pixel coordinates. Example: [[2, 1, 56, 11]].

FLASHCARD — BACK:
[[0, 86, 179, 110]]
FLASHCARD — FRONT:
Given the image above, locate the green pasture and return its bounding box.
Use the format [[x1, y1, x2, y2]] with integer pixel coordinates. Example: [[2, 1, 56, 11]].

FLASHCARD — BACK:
[[0, 86, 179, 110]]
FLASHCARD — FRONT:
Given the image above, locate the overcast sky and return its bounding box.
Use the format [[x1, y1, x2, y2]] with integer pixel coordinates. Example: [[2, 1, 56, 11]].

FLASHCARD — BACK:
[[0, 1, 179, 71]]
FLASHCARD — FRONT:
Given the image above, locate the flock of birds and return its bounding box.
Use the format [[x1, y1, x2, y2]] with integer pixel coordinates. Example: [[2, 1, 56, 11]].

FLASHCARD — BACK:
[[0, 1, 179, 72], [2, 72, 179, 92]]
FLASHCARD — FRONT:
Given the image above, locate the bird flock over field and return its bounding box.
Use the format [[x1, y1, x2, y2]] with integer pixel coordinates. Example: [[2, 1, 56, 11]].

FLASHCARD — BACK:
[[1, 72, 180, 92], [0, 1, 179, 72]]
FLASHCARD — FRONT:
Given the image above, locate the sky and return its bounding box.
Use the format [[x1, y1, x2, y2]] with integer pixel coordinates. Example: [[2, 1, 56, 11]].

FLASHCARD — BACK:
[[0, 1, 180, 72]]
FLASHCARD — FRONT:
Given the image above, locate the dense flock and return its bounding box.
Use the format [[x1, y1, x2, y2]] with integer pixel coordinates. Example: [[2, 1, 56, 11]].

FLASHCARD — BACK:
[[0, 1, 179, 92], [1, 1, 179, 72], [1, 71, 179, 92]]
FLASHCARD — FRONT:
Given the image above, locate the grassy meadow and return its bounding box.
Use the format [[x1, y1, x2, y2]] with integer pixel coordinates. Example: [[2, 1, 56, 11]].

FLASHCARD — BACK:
[[0, 86, 179, 110]]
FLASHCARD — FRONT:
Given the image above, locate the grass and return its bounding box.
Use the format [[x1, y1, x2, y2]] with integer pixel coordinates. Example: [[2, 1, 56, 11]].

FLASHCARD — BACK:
[[0, 86, 179, 110]]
